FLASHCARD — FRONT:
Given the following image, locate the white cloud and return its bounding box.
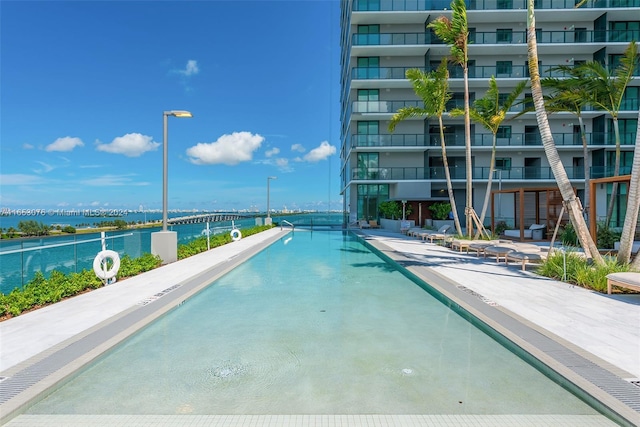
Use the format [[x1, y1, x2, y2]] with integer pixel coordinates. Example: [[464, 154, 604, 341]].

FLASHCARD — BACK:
[[45, 136, 84, 152], [186, 132, 264, 165], [33, 161, 54, 174], [23, 143, 34, 150], [265, 147, 280, 157], [303, 141, 336, 163], [179, 60, 199, 76], [0, 174, 46, 185], [95, 133, 160, 157], [80, 174, 150, 187], [291, 143, 305, 152]]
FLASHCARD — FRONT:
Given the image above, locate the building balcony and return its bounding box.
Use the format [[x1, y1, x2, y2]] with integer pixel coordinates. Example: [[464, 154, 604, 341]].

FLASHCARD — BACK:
[[352, 0, 640, 12], [438, 132, 639, 147], [352, 65, 580, 81], [346, 132, 638, 150], [352, 30, 640, 47], [351, 134, 428, 148], [350, 166, 629, 181]]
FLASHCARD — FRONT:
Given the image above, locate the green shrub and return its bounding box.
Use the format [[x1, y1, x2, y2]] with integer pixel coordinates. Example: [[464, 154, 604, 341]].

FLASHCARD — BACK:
[[559, 223, 579, 246], [0, 225, 275, 319], [428, 202, 451, 220], [596, 222, 621, 250], [536, 251, 631, 292]]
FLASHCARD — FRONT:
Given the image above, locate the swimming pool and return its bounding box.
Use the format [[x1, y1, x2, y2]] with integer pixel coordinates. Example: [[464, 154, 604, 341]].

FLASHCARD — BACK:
[[22, 231, 612, 420]]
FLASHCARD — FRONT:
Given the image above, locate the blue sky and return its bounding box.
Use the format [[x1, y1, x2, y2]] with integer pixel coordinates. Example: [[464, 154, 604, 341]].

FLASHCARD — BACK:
[[0, 0, 341, 213]]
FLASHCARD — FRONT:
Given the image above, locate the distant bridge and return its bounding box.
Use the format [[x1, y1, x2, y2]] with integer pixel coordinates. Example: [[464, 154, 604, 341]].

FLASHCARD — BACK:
[[167, 213, 255, 225]]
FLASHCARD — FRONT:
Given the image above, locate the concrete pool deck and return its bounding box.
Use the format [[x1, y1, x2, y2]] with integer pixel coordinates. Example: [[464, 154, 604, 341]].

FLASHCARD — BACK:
[[0, 227, 639, 426]]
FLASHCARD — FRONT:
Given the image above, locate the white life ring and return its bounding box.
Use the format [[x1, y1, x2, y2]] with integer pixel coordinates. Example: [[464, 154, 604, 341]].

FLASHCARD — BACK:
[[230, 229, 242, 241], [93, 250, 120, 281]]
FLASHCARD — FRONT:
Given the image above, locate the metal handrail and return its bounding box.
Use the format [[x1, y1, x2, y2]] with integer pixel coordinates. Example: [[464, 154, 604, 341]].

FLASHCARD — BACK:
[[281, 220, 295, 230], [0, 233, 134, 256]]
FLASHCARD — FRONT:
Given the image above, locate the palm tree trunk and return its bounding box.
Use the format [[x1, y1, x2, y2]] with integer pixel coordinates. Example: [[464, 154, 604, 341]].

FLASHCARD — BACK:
[[619, 112, 640, 265], [463, 65, 473, 238], [476, 134, 496, 237], [527, 0, 603, 264], [605, 117, 621, 225], [439, 114, 463, 235], [578, 116, 590, 221]]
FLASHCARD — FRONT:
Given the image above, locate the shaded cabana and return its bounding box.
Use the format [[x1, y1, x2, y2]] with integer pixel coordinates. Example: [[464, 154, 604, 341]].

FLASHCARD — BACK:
[[490, 186, 565, 241]]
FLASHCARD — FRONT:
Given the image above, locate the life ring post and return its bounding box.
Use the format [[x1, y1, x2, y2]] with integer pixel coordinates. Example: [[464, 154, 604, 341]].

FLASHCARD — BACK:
[[93, 249, 121, 285]]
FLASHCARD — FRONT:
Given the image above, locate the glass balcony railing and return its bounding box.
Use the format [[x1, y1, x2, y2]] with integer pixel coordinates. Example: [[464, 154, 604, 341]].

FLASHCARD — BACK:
[[447, 132, 638, 147], [352, 65, 640, 80], [347, 132, 637, 149], [352, 30, 640, 46], [352, 100, 422, 113], [350, 166, 629, 181], [352, 0, 640, 12], [351, 134, 429, 147]]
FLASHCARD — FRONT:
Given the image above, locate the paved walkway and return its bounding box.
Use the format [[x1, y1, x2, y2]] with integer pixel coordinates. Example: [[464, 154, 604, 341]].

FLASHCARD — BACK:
[[1, 227, 639, 426]]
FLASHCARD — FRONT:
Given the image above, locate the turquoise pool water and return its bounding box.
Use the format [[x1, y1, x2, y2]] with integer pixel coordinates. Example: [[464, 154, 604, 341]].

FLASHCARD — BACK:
[[27, 231, 603, 416]]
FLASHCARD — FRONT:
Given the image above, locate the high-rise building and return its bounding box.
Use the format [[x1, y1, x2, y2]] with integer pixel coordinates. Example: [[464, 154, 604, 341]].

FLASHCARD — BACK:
[[339, 0, 638, 232]]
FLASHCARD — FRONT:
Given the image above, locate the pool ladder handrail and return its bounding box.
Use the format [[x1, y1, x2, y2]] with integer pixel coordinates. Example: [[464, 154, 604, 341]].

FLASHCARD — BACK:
[[281, 220, 294, 231]]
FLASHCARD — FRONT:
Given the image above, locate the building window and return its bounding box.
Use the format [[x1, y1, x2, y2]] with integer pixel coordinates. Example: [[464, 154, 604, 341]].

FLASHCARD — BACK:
[[357, 184, 388, 220], [496, 29, 513, 43], [497, 0, 513, 9], [495, 158, 512, 170], [610, 21, 640, 42], [496, 61, 512, 76], [496, 126, 511, 139], [357, 121, 379, 146], [356, 57, 379, 79]]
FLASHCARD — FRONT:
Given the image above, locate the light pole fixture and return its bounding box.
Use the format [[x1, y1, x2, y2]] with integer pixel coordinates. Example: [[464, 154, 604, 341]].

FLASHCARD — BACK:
[[267, 176, 277, 219], [151, 109, 192, 264], [162, 110, 193, 231]]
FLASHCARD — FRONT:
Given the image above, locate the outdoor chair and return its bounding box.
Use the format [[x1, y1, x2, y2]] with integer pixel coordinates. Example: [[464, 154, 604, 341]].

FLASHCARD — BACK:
[[368, 220, 381, 229], [422, 225, 451, 243], [506, 246, 548, 271], [606, 272, 640, 294]]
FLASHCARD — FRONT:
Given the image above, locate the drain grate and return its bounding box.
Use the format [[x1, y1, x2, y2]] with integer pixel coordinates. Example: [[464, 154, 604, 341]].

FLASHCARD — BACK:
[[456, 284, 498, 306], [627, 379, 640, 388], [137, 284, 182, 306]]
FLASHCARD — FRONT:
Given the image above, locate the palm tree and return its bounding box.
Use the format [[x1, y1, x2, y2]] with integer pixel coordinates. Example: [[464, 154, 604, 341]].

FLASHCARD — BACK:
[[428, 0, 472, 237], [541, 69, 594, 220], [526, 0, 603, 264], [388, 60, 463, 235], [622, 111, 640, 268], [578, 41, 638, 225], [452, 77, 528, 233]]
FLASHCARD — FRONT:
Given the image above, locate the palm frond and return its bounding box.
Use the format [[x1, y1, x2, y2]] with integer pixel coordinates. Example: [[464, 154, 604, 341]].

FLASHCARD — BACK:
[[388, 107, 430, 132]]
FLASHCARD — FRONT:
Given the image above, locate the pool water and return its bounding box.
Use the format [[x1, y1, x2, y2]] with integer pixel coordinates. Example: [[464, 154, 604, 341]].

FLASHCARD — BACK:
[[27, 231, 602, 416]]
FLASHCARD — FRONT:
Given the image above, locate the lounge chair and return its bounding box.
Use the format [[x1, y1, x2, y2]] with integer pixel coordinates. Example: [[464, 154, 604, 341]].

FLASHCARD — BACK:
[[467, 240, 502, 256], [506, 246, 548, 270], [422, 225, 452, 243], [606, 272, 640, 294], [358, 220, 371, 229], [368, 220, 381, 229], [406, 227, 423, 237], [449, 238, 473, 253], [483, 243, 519, 262]]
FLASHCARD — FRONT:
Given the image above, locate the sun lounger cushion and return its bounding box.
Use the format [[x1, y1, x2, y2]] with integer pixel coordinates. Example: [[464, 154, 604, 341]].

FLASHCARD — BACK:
[[503, 224, 545, 239]]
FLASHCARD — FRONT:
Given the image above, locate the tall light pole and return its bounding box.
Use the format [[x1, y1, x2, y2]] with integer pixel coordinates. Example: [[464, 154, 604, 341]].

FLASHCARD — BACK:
[[151, 110, 192, 264], [266, 176, 277, 224]]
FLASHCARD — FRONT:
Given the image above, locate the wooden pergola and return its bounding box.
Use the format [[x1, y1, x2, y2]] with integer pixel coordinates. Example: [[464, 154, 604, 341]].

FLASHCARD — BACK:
[[490, 186, 564, 240], [588, 174, 632, 240]]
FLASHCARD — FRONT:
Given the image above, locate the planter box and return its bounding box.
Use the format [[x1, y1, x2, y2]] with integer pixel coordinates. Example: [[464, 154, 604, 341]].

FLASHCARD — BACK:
[[380, 218, 415, 233]]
